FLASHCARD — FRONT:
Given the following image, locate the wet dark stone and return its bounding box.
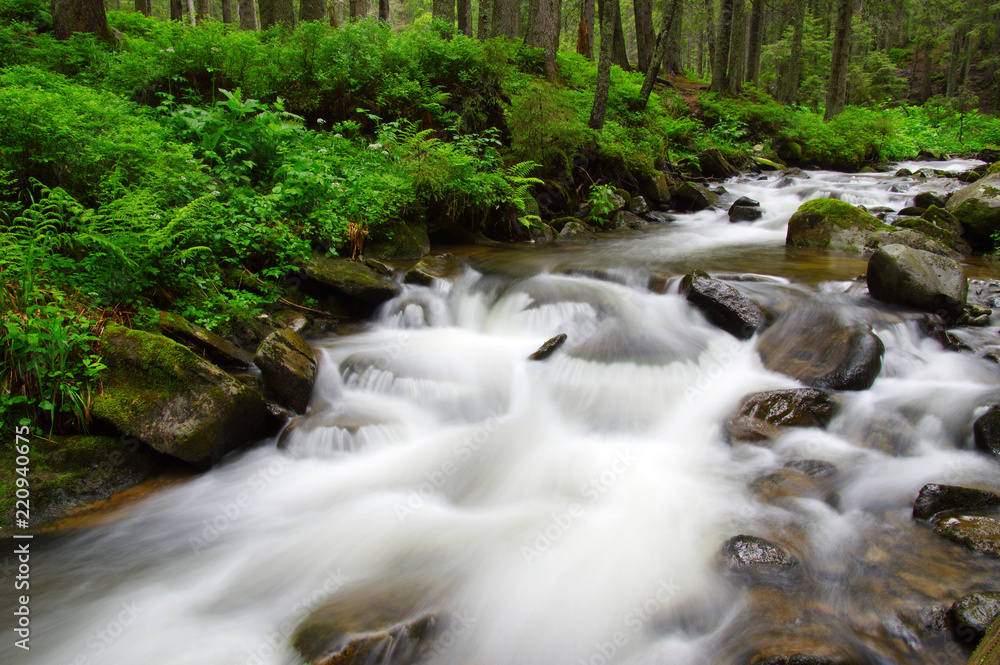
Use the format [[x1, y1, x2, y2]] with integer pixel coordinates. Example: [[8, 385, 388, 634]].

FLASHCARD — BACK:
[[934, 515, 1000, 557], [913, 484, 1000, 521], [734, 196, 761, 207], [952, 592, 1000, 642], [730, 204, 764, 222], [718, 534, 799, 586], [756, 310, 884, 391], [698, 147, 739, 179], [915, 192, 947, 210], [529, 334, 568, 361], [867, 244, 968, 321], [897, 206, 926, 217], [753, 656, 855, 665], [728, 389, 838, 444], [973, 407, 1000, 457], [680, 270, 765, 340], [784, 459, 838, 478], [895, 168, 913, 177], [672, 182, 718, 211], [404, 254, 462, 286]]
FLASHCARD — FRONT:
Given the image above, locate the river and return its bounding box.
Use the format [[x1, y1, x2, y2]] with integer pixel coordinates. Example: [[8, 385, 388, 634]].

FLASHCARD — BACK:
[[4, 160, 1000, 665]]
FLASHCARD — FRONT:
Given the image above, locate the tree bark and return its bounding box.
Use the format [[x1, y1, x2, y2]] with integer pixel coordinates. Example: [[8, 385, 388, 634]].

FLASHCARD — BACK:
[[590, 0, 617, 129], [612, 0, 631, 69], [920, 40, 933, 102], [634, 0, 654, 70], [824, 0, 854, 120], [195, 0, 208, 24], [171, 0, 183, 21], [185, 0, 196, 25], [663, 0, 683, 76], [222, 0, 233, 23], [527, 0, 561, 80], [704, 0, 714, 78], [727, 0, 746, 95], [53, 0, 111, 40], [301, 0, 326, 21], [478, 0, 491, 38], [638, 0, 682, 106], [581, 0, 595, 58], [239, 0, 258, 28], [457, 0, 472, 35], [780, 0, 805, 104], [134, 0, 151, 16], [260, 0, 295, 29], [945, 30, 962, 98], [745, 0, 763, 83], [491, 0, 519, 38], [710, 0, 732, 93]]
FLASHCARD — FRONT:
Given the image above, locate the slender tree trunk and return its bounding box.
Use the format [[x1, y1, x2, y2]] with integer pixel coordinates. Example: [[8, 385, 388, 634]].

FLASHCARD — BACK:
[[527, 0, 561, 81], [920, 40, 933, 102], [727, 0, 746, 95], [222, 0, 233, 22], [612, 0, 631, 69], [704, 0, 715, 78], [185, 0, 196, 25], [457, 0, 472, 35], [663, 0, 684, 75], [590, 0, 617, 129], [780, 0, 805, 104], [945, 30, 962, 97], [634, 0, 654, 70], [195, 0, 208, 24], [824, 0, 854, 120], [53, 0, 112, 39], [349, 0, 358, 21], [582, 0, 595, 58], [171, 0, 183, 21], [745, 0, 763, 83], [260, 0, 295, 29], [239, 0, 257, 28], [134, 0, 151, 16], [478, 0, 491, 38], [638, 0, 683, 106], [301, 0, 326, 21], [710, 0, 733, 93]]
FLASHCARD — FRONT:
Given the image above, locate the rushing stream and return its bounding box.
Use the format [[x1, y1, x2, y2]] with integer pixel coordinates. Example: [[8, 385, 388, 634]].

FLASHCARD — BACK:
[[6, 160, 1000, 665]]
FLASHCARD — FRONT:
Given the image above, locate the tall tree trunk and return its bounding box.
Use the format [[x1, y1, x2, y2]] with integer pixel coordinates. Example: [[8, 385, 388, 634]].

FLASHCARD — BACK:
[[433, 0, 455, 27], [457, 0, 472, 35], [185, 0, 196, 25], [727, 0, 746, 95], [260, 0, 295, 29], [945, 30, 962, 98], [612, 0, 631, 69], [920, 40, 933, 102], [349, 0, 358, 21], [222, 0, 233, 23], [527, 0, 561, 81], [171, 0, 183, 21], [638, 0, 682, 106], [478, 0, 491, 38], [590, 0, 617, 129], [301, 0, 326, 21], [581, 0, 595, 58], [53, 0, 111, 39], [634, 0, 654, 70], [663, 0, 683, 75], [704, 0, 714, 78], [491, 0, 518, 38], [780, 0, 804, 104], [134, 0, 151, 16], [379, 0, 389, 20], [710, 0, 732, 93], [824, 0, 854, 120], [745, 0, 763, 83], [195, 0, 208, 24], [239, 0, 257, 28]]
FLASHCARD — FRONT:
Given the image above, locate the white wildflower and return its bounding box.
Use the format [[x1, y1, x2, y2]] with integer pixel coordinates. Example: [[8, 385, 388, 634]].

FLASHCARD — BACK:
[[333, 133, 342, 138], [317, 118, 326, 124], [368, 142, 382, 150], [210, 47, 219, 52], [166, 47, 175, 53], [210, 190, 221, 196], [317, 148, 328, 154], [381, 150, 388, 155]]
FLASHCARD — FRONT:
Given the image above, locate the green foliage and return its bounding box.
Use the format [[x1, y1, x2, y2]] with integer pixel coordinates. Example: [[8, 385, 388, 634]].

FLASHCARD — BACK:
[[585, 183, 618, 227], [508, 80, 591, 172]]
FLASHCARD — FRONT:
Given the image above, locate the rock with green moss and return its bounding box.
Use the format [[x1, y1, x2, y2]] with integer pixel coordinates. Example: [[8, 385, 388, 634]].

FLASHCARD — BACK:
[[893, 214, 970, 255], [365, 220, 430, 260], [91, 323, 272, 467], [254, 329, 317, 414], [672, 182, 719, 211], [787, 198, 957, 257], [638, 173, 672, 204], [404, 254, 463, 286], [0, 434, 163, 528], [303, 255, 401, 307], [867, 244, 968, 320], [157, 311, 253, 368], [946, 172, 1000, 252], [756, 158, 784, 171], [558, 221, 597, 242], [698, 147, 738, 179]]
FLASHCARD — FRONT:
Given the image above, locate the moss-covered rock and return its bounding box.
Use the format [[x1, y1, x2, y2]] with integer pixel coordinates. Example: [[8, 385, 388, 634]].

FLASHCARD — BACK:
[[892, 216, 964, 254], [0, 434, 164, 528], [303, 255, 401, 311], [557, 221, 597, 242], [672, 181, 719, 211], [91, 323, 273, 467], [404, 254, 463, 286], [698, 147, 739, 179], [866, 244, 968, 320], [365, 220, 431, 260], [946, 172, 1000, 252], [638, 172, 672, 204], [254, 329, 317, 414], [157, 311, 253, 368]]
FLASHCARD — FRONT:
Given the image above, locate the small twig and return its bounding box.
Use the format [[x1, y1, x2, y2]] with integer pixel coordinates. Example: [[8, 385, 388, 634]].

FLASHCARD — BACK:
[[276, 297, 343, 318]]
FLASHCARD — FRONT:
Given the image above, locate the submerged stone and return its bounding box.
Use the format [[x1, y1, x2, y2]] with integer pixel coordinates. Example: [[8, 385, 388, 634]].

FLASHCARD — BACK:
[[680, 270, 765, 340]]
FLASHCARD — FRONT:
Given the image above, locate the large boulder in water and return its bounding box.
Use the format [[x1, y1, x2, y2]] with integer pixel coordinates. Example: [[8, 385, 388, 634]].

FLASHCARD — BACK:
[[92, 323, 272, 467], [952, 593, 1000, 642], [756, 310, 884, 391], [728, 388, 838, 443], [787, 198, 957, 256], [254, 329, 317, 414], [303, 255, 401, 310], [913, 484, 1000, 521], [946, 171, 1000, 252], [866, 244, 968, 320], [698, 147, 739, 179], [680, 270, 765, 339], [934, 515, 1000, 557], [672, 182, 719, 211], [974, 406, 1000, 457]]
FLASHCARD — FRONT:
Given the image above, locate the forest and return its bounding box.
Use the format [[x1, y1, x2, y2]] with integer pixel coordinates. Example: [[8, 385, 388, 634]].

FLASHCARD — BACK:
[[2, 0, 1000, 435]]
